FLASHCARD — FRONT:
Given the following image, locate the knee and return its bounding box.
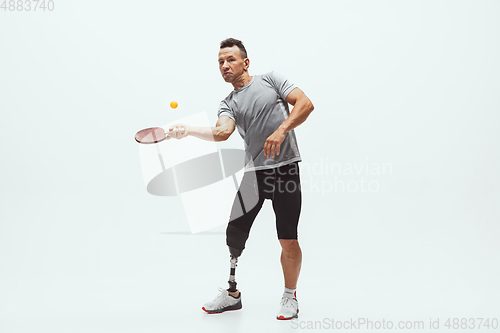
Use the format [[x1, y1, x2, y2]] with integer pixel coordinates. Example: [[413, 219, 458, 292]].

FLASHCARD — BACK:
[[279, 239, 300, 256], [226, 224, 250, 257]]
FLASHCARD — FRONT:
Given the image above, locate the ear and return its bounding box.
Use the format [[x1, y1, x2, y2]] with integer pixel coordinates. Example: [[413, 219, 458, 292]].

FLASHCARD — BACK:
[[244, 58, 250, 71]]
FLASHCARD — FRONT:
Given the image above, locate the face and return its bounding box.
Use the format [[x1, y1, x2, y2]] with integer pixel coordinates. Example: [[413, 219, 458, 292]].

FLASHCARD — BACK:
[[218, 45, 249, 83]]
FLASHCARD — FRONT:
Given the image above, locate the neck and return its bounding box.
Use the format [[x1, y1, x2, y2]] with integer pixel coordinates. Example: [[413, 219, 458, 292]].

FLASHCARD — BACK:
[[232, 72, 252, 90]]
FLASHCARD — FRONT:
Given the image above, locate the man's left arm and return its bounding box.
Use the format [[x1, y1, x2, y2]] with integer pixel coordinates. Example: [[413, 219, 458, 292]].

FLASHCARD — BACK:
[[264, 87, 314, 158]]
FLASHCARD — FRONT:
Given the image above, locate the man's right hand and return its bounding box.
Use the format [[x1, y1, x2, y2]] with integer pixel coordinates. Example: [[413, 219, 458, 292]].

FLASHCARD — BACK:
[[167, 124, 189, 140]]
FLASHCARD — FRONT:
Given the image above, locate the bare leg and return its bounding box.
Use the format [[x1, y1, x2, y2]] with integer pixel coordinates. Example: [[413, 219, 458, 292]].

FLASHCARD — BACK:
[[279, 239, 302, 289]]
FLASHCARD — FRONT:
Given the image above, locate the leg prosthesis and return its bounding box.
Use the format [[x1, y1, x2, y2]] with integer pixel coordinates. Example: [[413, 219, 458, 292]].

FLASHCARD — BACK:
[[226, 225, 250, 292]]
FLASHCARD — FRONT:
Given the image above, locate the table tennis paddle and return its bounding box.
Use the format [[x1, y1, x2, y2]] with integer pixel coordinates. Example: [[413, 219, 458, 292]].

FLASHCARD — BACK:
[[135, 126, 185, 144]]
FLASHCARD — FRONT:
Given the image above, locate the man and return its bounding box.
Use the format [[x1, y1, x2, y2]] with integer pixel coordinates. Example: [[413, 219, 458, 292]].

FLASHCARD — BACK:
[[167, 38, 314, 320]]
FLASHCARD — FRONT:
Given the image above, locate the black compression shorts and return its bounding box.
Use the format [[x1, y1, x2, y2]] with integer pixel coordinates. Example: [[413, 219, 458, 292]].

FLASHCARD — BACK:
[[227, 161, 302, 239]]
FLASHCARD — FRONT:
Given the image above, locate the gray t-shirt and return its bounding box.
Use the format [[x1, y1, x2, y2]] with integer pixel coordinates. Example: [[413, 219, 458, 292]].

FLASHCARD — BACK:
[[218, 71, 302, 171]]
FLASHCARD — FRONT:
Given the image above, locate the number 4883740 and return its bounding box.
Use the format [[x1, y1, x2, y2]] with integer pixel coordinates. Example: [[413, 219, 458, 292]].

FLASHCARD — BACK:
[[1, 0, 55, 11]]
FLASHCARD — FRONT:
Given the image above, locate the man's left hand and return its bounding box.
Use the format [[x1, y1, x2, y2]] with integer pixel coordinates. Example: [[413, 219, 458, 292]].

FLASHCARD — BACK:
[[264, 129, 287, 159]]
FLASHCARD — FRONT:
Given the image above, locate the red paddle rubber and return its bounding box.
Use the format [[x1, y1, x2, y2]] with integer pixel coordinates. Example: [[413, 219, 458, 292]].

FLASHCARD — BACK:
[[135, 127, 167, 144]]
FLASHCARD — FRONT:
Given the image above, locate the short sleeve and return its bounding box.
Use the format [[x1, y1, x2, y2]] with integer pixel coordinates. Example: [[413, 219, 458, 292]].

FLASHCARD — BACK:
[[268, 71, 296, 101], [217, 99, 236, 122]]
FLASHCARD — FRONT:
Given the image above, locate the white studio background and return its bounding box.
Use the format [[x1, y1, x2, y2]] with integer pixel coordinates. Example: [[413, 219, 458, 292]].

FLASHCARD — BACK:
[[1, 1, 499, 332]]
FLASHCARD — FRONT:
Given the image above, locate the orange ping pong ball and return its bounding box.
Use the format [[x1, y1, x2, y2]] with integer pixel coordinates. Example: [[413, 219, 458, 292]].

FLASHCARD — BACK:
[[170, 101, 178, 109]]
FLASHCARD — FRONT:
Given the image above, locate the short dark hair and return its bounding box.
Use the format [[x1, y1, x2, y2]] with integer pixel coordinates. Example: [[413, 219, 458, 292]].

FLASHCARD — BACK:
[[220, 38, 247, 59]]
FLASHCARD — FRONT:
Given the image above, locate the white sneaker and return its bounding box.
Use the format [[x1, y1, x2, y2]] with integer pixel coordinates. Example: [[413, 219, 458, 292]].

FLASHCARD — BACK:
[[202, 288, 242, 314], [276, 296, 299, 320]]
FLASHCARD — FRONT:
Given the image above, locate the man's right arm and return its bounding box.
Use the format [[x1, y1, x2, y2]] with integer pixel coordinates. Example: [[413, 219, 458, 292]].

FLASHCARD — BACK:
[[168, 115, 236, 142]]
